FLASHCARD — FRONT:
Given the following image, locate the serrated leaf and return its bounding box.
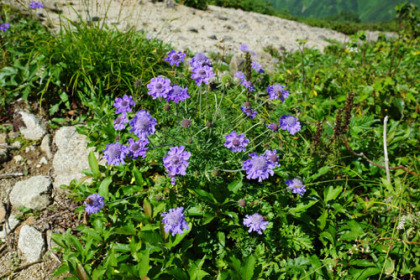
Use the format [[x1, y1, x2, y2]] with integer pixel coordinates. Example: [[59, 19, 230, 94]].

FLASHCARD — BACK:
[[241, 255, 256, 280], [324, 186, 343, 203]]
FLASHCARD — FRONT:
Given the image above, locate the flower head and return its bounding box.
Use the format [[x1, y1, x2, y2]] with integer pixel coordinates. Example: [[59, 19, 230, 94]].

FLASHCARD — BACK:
[[129, 110, 157, 140], [0, 23, 10, 32], [241, 106, 257, 119], [267, 123, 279, 132], [243, 213, 269, 234], [84, 194, 105, 215], [113, 113, 129, 130], [279, 115, 301, 135], [251, 61, 264, 74], [103, 143, 129, 166], [161, 207, 189, 236], [127, 138, 148, 159], [240, 43, 250, 52], [181, 119, 191, 128], [285, 178, 306, 196], [234, 71, 245, 80], [147, 76, 172, 99], [265, 149, 279, 166], [113, 95, 136, 114], [165, 50, 186, 66], [224, 131, 249, 152], [166, 85, 190, 103], [29, 1, 44, 9], [234, 71, 255, 91], [242, 153, 276, 182], [163, 146, 191, 185], [267, 84, 289, 102], [191, 65, 215, 86], [189, 52, 212, 68]]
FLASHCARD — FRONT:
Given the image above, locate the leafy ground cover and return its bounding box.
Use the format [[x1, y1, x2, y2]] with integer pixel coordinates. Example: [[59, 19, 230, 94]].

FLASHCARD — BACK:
[[1, 1, 419, 279]]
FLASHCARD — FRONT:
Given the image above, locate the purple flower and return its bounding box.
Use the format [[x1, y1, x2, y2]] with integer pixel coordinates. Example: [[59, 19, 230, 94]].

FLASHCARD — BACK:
[[0, 23, 10, 32], [161, 207, 189, 236], [267, 123, 279, 132], [243, 213, 269, 234], [224, 131, 249, 152], [191, 65, 215, 86], [279, 115, 301, 135], [163, 146, 191, 185], [147, 76, 172, 99], [240, 106, 257, 119], [285, 178, 307, 196], [113, 95, 136, 114], [166, 85, 190, 103], [103, 143, 129, 166], [114, 113, 129, 130], [189, 52, 212, 68], [251, 61, 264, 74], [267, 84, 289, 102], [234, 71, 255, 91], [240, 43, 250, 52], [129, 110, 157, 140], [234, 71, 245, 80], [265, 149, 279, 166], [181, 119, 191, 128], [242, 153, 276, 182], [127, 138, 148, 159], [165, 50, 186, 66], [84, 194, 105, 215], [29, 1, 44, 9]]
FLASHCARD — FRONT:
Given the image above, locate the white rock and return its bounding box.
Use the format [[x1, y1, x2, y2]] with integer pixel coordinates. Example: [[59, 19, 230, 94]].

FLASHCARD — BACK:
[[0, 215, 21, 240], [39, 156, 48, 165], [18, 111, 46, 141], [12, 141, 22, 149], [18, 225, 45, 262], [13, 155, 23, 162], [53, 126, 95, 191], [10, 176, 52, 210], [40, 134, 53, 159]]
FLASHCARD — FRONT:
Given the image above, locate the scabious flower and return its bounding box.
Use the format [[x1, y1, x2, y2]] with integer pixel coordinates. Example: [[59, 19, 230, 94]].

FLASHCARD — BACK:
[[113, 113, 129, 130], [84, 194, 105, 215], [240, 43, 250, 52], [241, 106, 257, 119], [265, 149, 279, 166], [147, 76, 172, 99], [189, 52, 212, 68], [251, 61, 264, 74], [103, 143, 129, 166], [113, 95, 136, 114], [285, 178, 307, 196], [165, 49, 186, 66], [279, 115, 301, 135], [267, 84, 289, 102], [129, 110, 157, 140], [242, 153, 276, 182], [234, 71, 255, 91], [191, 65, 215, 86], [127, 138, 148, 159], [166, 85, 190, 103], [243, 213, 269, 234], [29, 1, 44, 9], [161, 207, 189, 236], [267, 123, 279, 132], [224, 131, 249, 152], [234, 71, 245, 80], [0, 23, 10, 32], [181, 119, 191, 128], [163, 146, 191, 185]]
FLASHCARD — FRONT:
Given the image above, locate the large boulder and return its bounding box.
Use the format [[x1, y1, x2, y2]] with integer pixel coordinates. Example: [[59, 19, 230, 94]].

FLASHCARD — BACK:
[[10, 176, 52, 210], [18, 225, 45, 262]]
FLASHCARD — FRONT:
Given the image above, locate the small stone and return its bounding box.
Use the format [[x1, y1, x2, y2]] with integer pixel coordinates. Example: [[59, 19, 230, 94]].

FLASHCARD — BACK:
[[91, 16, 100, 22], [8, 131, 18, 139], [40, 134, 53, 159], [10, 176, 52, 210], [0, 216, 21, 240], [0, 204, 5, 223], [13, 155, 23, 162], [209, 35, 217, 40], [223, 35, 233, 42], [12, 141, 21, 149], [188, 27, 198, 33], [18, 225, 45, 262], [0, 148, 8, 164], [18, 111, 46, 141], [229, 55, 245, 73], [39, 157, 48, 165], [0, 133, 6, 144], [217, 14, 228, 21]]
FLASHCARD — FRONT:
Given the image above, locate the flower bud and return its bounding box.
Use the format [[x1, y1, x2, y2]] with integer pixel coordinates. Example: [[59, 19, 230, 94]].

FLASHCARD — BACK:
[[206, 121, 213, 128], [212, 170, 220, 177], [164, 104, 170, 111], [181, 119, 191, 128], [238, 199, 246, 208]]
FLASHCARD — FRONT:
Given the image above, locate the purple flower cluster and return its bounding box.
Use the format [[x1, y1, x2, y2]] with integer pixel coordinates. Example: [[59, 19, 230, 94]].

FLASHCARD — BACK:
[[285, 178, 307, 196], [129, 110, 157, 140], [191, 65, 215, 86], [167, 85, 190, 103], [251, 61, 264, 74], [267, 123, 279, 132], [114, 95, 136, 114], [189, 52, 212, 68], [161, 207, 189, 236], [147, 76, 190, 103], [242, 150, 279, 182], [234, 71, 255, 92], [103, 143, 129, 166], [84, 193, 105, 215], [165, 50, 186, 66], [127, 138, 148, 159], [163, 146, 191, 185], [29, 1, 44, 9], [239, 43, 256, 56], [267, 84, 289, 102], [0, 23, 10, 32], [224, 131, 249, 152], [243, 213, 269, 234], [114, 113, 129, 130], [241, 105, 257, 119], [279, 115, 301, 135]]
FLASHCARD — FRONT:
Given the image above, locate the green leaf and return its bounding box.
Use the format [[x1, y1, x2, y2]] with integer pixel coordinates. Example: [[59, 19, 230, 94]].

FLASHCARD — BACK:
[[241, 255, 256, 280], [227, 180, 242, 194], [288, 200, 318, 216], [52, 264, 70, 277], [143, 199, 152, 218], [133, 165, 145, 187], [88, 151, 100, 178], [137, 250, 150, 277], [98, 176, 112, 200], [324, 186, 343, 203], [317, 210, 328, 230]]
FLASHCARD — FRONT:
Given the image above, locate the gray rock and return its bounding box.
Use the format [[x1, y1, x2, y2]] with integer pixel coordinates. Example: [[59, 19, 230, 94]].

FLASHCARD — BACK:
[[0, 204, 5, 223], [222, 35, 233, 42], [10, 176, 52, 210], [229, 55, 245, 73], [209, 35, 217, 40], [40, 134, 53, 159], [39, 157, 48, 165], [216, 14, 228, 21], [12, 140, 21, 149], [18, 225, 45, 262], [0, 133, 9, 163], [53, 126, 95, 191], [0, 215, 21, 240], [188, 27, 198, 33], [13, 155, 23, 163], [18, 111, 46, 141]]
